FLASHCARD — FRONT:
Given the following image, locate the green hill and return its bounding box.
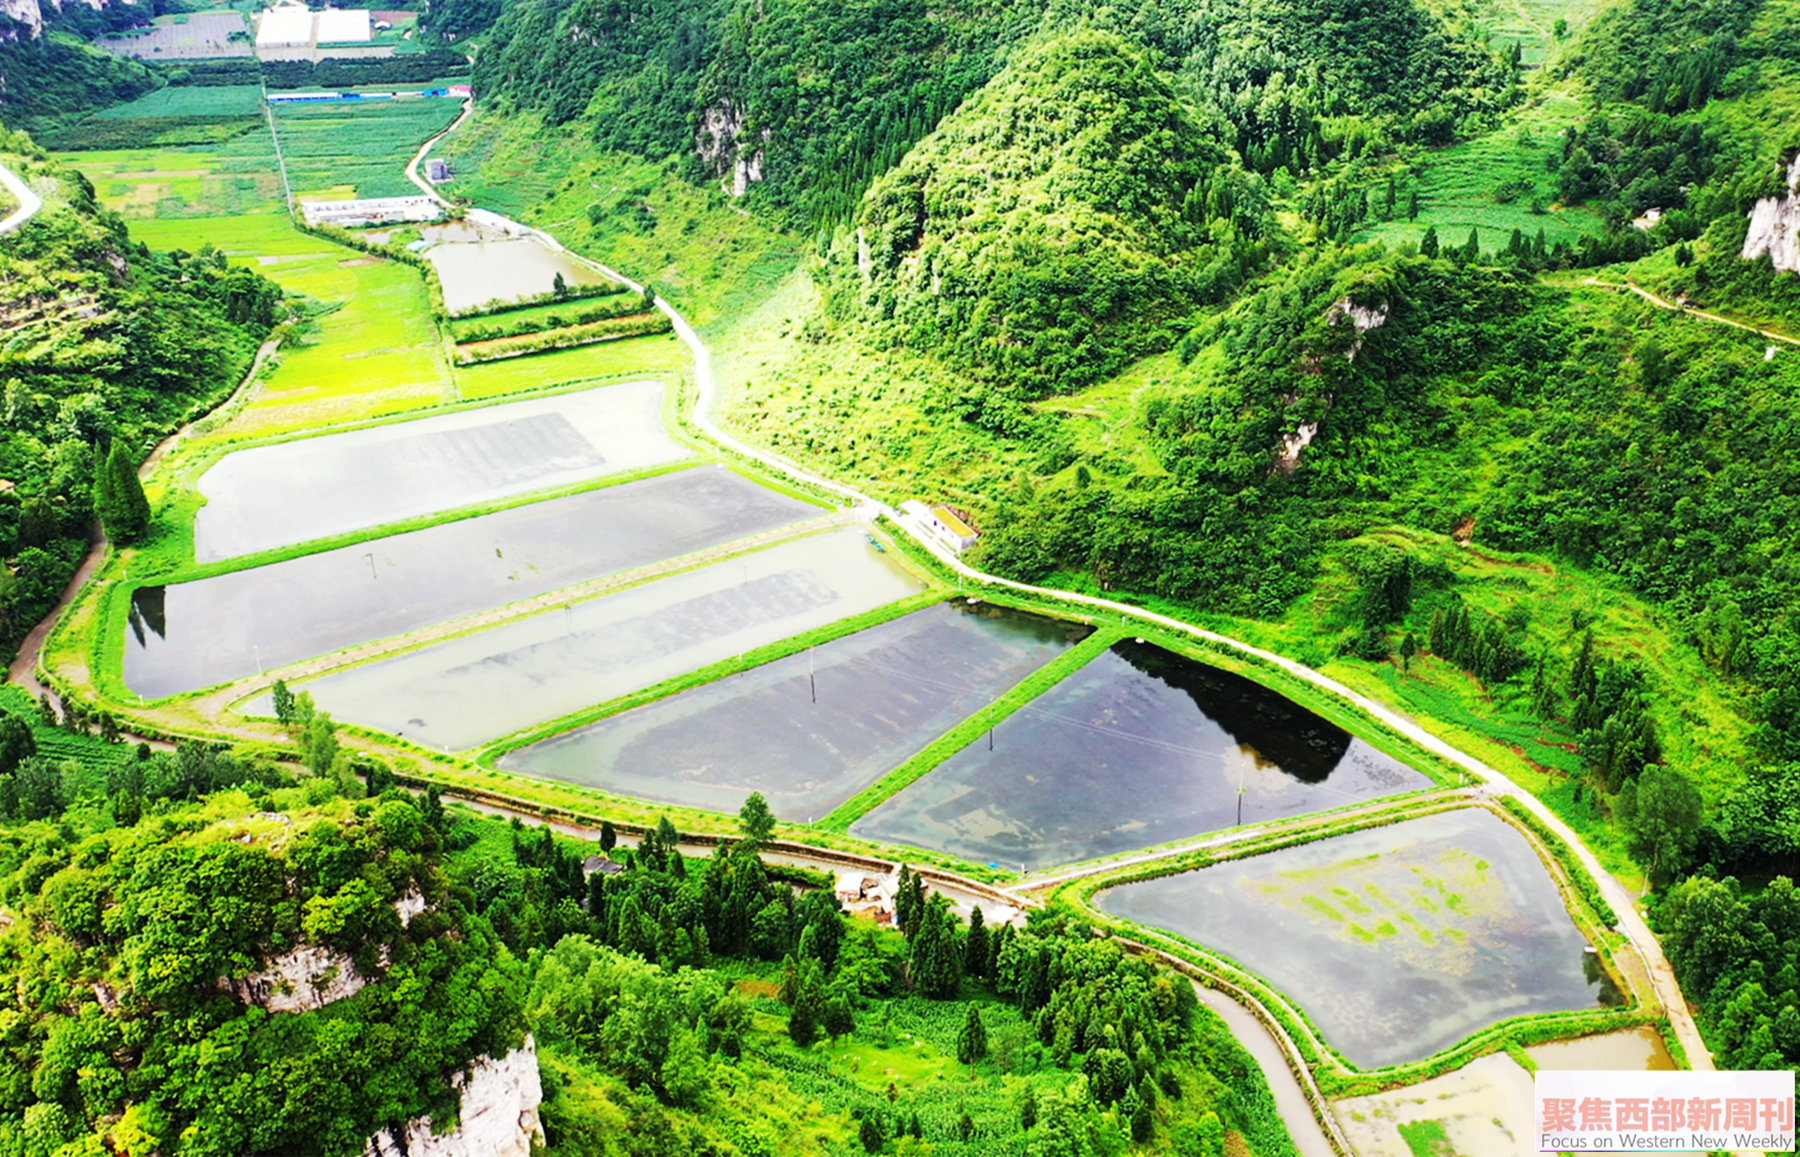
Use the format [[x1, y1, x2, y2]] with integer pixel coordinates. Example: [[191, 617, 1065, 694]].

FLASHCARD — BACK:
[[821, 30, 1254, 396]]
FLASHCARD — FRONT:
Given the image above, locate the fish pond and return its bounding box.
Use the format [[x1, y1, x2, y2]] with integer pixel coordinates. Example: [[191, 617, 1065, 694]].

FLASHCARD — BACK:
[[125, 467, 815, 698], [1096, 808, 1613, 1068], [850, 639, 1429, 869], [268, 526, 927, 751], [193, 380, 687, 560], [425, 231, 608, 315], [499, 601, 1091, 821]]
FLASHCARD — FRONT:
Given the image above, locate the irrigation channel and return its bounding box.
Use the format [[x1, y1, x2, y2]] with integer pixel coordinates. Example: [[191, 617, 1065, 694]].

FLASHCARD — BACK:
[[11, 123, 1715, 1157]]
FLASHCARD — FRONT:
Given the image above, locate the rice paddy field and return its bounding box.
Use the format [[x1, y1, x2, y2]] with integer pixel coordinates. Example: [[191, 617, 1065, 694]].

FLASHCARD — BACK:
[[193, 379, 690, 560], [57, 135, 284, 218], [281, 526, 927, 751], [499, 601, 1090, 820], [1096, 808, 1612, 1068], [124, 466, 817, 698], [94, 10, 253, 59], [850, 640, 1432, 869]]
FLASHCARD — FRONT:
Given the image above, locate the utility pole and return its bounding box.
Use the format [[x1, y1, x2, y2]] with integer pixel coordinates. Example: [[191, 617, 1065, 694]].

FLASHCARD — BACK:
[[809, 646, 816, 703]]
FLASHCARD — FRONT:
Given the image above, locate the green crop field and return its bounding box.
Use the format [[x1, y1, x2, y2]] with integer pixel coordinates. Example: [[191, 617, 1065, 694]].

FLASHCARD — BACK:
[[125, 213, 328, 256], [271, 99, 465, 200], [56, 132, 284, 217], [453, 332, 689, 399], [1360, 92, 1607, 254], [91, 85, 264, 120]]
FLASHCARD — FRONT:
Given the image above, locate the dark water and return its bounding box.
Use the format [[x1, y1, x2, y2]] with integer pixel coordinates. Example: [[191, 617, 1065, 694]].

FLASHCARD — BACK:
[[850, 639, 1429, 869], [499, 601, 1090, 820], [124, 467, 815, 698], [1096, 809, 1610, 1068]]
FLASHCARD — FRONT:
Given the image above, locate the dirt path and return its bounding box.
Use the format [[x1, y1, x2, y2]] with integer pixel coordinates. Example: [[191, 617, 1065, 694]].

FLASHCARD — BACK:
[[405, 99, 472, 208], [140, 335, 281, 477], [7, 521, 105, 699], [1584, 276, 1800, 348]]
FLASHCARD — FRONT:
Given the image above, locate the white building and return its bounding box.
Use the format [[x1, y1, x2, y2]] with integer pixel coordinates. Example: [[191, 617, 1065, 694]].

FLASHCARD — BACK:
[[900, 499, 979, 553], [300, 195, 443, 227], [255, 1, 373, 48]]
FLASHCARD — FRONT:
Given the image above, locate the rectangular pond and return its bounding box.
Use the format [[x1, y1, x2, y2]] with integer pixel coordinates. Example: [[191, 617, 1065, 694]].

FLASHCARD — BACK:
[[125, 466, 817, 698], [1095, 808, 1613, 1068], [273, 526, 928, 751], [194, 380, 689, 561], [425, 233, 608, 315], [498, 601, 1092, 821], [849, 639, 1430, 869]]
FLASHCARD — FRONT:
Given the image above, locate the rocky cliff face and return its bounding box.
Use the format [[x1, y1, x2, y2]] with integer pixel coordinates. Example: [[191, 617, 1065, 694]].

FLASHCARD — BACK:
[[0, 0, 42, 35], [363, 1038, 546, 1157], [1742, 155, 1800, 274], [219, 944, 370, 1012]]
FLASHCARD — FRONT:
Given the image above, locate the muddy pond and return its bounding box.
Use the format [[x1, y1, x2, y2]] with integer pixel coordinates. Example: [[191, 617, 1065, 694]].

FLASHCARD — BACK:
[[1096, 808, 1613, 1068], [499, 600, 1091, 820], [849, 639, 1429, 868], [193, 381, 688, 560], [424, 228, 608, 314], [263, 526, 928, 751], [125, 467, 815, 698]]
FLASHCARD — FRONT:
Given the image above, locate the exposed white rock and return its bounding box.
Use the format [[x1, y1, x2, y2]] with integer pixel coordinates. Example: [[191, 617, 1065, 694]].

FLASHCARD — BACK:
[[220, 944, 368, 1013], [0, 0, 42, 36], [1742, 155, 1800, 274], [393, 887, 427, 927], [363, 1038, 545, 1157], [1328, 294, 1388, 361], [1275, 421, 1319, 475]]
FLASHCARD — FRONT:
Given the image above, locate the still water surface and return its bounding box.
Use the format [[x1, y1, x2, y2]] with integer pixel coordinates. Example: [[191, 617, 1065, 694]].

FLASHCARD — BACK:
[[500, 601, 1090, 820], [125, 467, 814, 697], [280, 527, 927, 750], [194, 380, 687, 560], [1097, 808, 1612, 1068], [851, 639, 1429, 868], [426, 234, 606, 314]]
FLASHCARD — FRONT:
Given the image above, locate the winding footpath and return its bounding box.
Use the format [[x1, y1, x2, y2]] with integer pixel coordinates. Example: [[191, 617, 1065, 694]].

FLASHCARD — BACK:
[[0, 160, 44, 235]]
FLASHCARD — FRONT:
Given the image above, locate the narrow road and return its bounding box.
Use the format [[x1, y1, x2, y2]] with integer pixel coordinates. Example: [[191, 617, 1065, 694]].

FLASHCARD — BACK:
[[0, 160, 45, 235], [405, 99, 473, 208], [1585, 276, 1800, 348]]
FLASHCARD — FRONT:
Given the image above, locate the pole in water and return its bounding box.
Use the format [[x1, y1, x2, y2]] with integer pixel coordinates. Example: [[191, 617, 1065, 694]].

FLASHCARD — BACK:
[[365, 552, 376, 580], [809, 646, 816, 703], [988, 697, 995, 750]]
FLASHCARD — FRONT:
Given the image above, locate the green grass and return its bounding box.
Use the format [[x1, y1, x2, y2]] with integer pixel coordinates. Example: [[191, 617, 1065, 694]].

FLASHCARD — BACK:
[[432, 111, 801, 330], [271, 99, 464, 200], [1397, 1118, 1459, 1157], [91, 86, 264, 120], [453, 332, 689, 399], [444, 292, 643, 342], [1359, 91, 1606, 255]]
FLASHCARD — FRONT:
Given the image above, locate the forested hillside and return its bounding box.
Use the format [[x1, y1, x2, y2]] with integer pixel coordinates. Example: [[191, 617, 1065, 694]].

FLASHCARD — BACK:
[[0, 1, 160, 136], [0, 673, 1298, 1157], [0, 133, 280, 661], [472, 0, 1518, 234]]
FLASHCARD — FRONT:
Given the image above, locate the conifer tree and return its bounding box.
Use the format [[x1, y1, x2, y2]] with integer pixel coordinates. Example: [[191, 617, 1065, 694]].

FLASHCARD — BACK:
[[957, 1003, 988, 1065], [1420, 224, 1440, 258], [965, 905, 988, 980], [96, 440, 151, 544]]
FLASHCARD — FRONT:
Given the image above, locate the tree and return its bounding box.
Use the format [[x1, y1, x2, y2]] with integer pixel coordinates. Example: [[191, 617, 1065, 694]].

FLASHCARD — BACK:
[[552, 271, 569, 298], [599, 819, 617, 852], [1618, 764, 1703, 886], [1019, 1084, 1038, 1130], [1461, 226, 1481, 263], [1419, 224, 1440, 258], [965, 905, 989, 980], [660, 1025, 708, 1107], [0, 712, 36, 775], [738, 791, 776, 848], [95, 440, 151, 544], [858, 1114, 884, 1153], [271, 680, 295, 725], [957, 1004, 988, 1066], [788, 972, 822, 1047], [823, 992, 855, 1041]]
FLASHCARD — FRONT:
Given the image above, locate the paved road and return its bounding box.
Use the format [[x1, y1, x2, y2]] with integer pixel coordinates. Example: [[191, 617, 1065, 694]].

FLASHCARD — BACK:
[[0, 160, 44, 235]]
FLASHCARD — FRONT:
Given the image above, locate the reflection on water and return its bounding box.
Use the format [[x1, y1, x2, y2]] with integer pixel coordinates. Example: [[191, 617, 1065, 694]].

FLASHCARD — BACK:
[[501, 601, 1091, 821], [128, 585, 166, 648], [123, 468, 814, 698], [1097, 809, 1606, 1068], [850, 639, 1429, 869]]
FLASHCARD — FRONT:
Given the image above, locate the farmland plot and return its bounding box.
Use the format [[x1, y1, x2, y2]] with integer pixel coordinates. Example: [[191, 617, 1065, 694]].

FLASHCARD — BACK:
[[278, 526, 926, 751], [124, 467, 816, 697], [499, 601, 1089, 820], [193, 379, 689, 560], [851, 640, 1430, 869], [1096, 808, 1612, 1067]]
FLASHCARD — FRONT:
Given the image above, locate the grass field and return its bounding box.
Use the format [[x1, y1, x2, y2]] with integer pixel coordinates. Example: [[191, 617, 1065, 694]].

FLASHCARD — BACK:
[[453, 332, 689, 399], [1360, 91, 1607, 254], [1419, 0, 1612, 66], [272, 99, 464, 200], [56, 133, 285, 218]]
